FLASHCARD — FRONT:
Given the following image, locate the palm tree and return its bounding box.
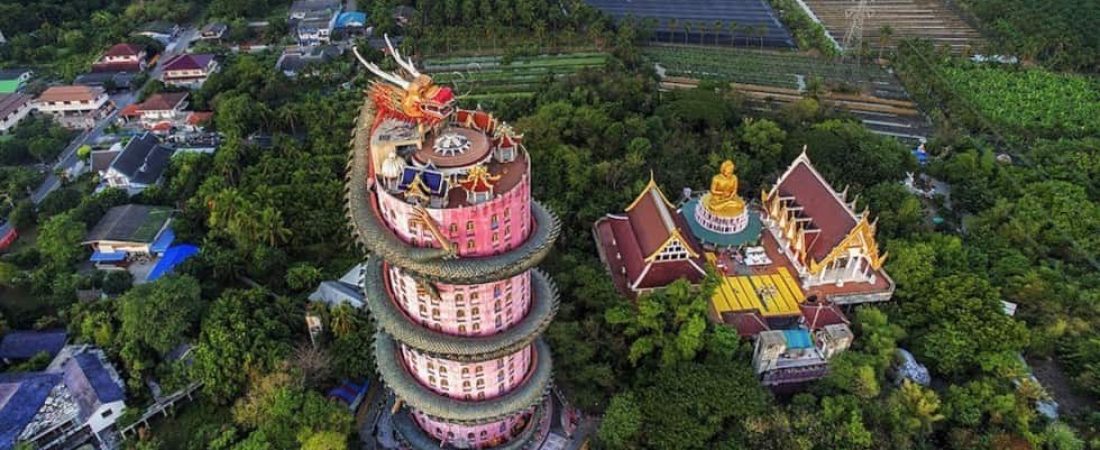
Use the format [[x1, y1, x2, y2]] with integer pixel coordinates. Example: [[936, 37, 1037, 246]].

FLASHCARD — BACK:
[[330, 303, 356, 338], [277, 105, 298, 134], [683, 21, 693, 45], [727, 22, 738, 47], [256, 207, 292, 247], [667, 19, 678, 44], [207, 188, 245, 230]]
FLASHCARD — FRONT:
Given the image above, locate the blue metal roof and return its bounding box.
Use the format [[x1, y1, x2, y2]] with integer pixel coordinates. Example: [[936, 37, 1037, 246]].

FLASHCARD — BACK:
[[149, 227, 175, 254], [327, 378, 369, 408], [783, 329, 813, 349], [335, 11, 366, 28], [0, 329, 68, 360], [73, 353, 124, 403], [90, 250, 128, 262], [145, 244, 199, 282], [0, 372, 63, 449]]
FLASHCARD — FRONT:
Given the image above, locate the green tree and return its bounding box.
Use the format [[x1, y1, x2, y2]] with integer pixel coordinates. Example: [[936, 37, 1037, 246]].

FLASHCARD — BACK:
[[118, 275, 204, 356], [605, 278, 711, 367], [739, 117, 786, 171], [598, 392, 641, 448], [286, 263, 323, 291], [192, 289, 294, 403], [37, 212, 85, 268]]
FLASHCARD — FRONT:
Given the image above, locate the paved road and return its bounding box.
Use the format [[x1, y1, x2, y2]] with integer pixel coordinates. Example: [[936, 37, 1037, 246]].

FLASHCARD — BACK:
[[29, 27, 197, 206]]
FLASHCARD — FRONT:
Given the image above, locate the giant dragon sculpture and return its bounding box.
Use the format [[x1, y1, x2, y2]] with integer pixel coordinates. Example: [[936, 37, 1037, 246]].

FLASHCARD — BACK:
[[345, 34, 562, 450], [352, 35, 455, 126]]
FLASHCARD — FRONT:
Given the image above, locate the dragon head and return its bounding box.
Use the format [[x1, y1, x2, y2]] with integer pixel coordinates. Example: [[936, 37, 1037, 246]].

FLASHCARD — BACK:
[[354, 36, 455, 125]]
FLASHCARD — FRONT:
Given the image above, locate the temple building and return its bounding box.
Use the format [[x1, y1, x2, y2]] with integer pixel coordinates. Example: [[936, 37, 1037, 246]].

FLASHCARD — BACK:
[[347, 37, 560, 449], [593, 152, 893, 387], [593, 176, 707, 297], [759, 152, 893, 304]]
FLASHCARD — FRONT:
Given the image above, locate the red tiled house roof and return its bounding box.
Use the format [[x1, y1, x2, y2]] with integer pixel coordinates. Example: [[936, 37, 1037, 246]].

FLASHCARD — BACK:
[[136, 92, 188, 112], [103, 43, 143, 58], [162, 54, 214, 72]]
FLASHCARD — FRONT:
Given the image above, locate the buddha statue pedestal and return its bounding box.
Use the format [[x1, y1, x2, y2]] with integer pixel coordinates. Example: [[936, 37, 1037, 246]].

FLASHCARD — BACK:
[[695, 160, 750, 235], [695, 192, 749, 234]]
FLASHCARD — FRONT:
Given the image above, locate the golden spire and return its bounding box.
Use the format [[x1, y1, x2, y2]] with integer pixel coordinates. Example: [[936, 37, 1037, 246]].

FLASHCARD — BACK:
[[405, 172, 430, 202]]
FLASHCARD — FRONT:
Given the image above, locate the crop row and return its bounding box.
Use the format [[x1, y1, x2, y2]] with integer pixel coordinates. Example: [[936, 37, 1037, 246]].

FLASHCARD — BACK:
[[423, 53, 608, 97], [940, 64, 1100, 138]]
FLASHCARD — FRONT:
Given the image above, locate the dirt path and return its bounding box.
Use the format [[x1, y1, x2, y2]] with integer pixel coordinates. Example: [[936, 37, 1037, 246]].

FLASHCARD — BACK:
[[1027, 356, 1095, 416]]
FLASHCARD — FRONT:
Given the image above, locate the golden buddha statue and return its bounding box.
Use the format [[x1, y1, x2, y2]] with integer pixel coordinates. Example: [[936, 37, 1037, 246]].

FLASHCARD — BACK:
[[703, 160, 745, 217]]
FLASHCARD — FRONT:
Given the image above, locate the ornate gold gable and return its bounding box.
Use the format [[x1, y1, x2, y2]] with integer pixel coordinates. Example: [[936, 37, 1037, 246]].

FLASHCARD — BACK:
[[626, 173, 675, 212], [806, 214, 888, 275], [644, 228, 700, 263]]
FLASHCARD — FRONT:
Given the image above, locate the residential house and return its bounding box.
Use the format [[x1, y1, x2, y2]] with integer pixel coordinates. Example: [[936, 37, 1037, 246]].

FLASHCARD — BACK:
[[296, 10, 338, 46], [0, 68, 33, 94], [308, 263, 366, 309], [98, 133, 176, 194], [83, 204, 174, 267], [160, 54, 219, 88], [73, 71, 138, 92], [33, 85, 111, 129], [276, 45, 343, 78], [199, 22, 228, 41], [0, 346, 126, 450], [134, 22, 179, 44], [0, 221, 17, 251], [91, 43, 149, 73], [120, 92, 190, 132], [0, 330, 68, 365], [0, 93, 33, 134], [289, 0, 342, 21]]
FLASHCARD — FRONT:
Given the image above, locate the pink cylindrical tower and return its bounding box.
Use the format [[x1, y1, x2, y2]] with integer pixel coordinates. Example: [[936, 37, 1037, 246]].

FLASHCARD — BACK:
[[348, 45, 558, 450]]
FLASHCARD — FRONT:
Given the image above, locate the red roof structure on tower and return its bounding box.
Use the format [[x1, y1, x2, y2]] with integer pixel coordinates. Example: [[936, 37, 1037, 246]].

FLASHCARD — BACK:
[[594, 177, 707, 297], [455, 109, 494, 132]]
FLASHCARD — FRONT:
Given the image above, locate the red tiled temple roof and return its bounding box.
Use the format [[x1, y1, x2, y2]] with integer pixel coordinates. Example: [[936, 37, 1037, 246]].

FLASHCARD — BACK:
[[594, 180, 706, 297], [721, 311, 770, 336], [776, 157, 857, 262], [800, 301, 849, 330]]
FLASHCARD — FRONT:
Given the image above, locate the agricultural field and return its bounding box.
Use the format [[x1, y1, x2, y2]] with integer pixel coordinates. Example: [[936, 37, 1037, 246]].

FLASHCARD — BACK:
[[802, 0, 985, 54], [940, 64, 1100, 139], [643, 45, 907, 99], [423, 53, 609, 100], [585, 0, 794, 48]]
